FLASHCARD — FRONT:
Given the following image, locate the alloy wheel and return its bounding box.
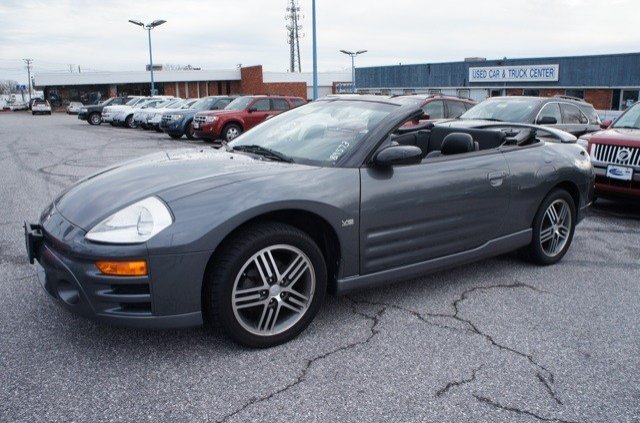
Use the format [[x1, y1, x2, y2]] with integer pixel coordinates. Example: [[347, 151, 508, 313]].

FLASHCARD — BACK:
[[231, 244, 315, 336], [539, 199, 572, 257]]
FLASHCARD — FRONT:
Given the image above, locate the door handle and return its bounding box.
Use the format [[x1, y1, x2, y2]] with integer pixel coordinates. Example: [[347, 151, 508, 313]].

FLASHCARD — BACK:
[[488, 171, 507, 187]]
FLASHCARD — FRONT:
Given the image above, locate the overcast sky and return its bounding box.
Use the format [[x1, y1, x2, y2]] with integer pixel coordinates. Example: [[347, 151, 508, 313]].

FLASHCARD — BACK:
[[1, 0, 639, 84]]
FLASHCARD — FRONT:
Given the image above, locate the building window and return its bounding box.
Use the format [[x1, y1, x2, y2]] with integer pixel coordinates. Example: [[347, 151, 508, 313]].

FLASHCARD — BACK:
[[457, 89, 470, 98], [621, 90, 639, 109], [403, 89, 415, 95], [611, 90, 621, 110], [523, 89, 540, 96], [428, 89, 441, 95], [490, 89, 503, 97], [565, 89, 584, 99]]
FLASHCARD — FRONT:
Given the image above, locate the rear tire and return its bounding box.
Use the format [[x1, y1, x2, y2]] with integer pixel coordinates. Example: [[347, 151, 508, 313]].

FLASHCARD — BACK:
[[88, 112, 101, 125], [125, 115, 135, 128], [520, 189, 576, 265], [223, 124, 242, 142], [204, 222, 326, 348], [169, 134, 182, 139]]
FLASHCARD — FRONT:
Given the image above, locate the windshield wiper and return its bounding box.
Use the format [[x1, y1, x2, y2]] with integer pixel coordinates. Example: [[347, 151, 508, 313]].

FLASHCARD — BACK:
[[232, 145, 294, 163], [614, 125, 639, 129]]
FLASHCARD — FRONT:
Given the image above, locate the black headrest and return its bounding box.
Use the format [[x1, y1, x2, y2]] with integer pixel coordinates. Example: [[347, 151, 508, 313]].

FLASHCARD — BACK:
[[441, 133, 475, 155]]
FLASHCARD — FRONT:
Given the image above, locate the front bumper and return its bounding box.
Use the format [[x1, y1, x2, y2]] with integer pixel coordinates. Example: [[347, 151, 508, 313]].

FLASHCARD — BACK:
[[24, 215, 206, 329], [78, 112, 88, 120], [593, 165, 640, 199], [159, 119, 185, 134], [193, 121, 222, 139]]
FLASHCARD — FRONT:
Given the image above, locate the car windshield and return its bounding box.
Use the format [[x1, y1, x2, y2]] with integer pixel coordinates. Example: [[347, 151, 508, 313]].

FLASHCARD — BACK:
[[460, 98, 541, 122], [229, 100, 397, 166], [126, 98, 143, 106], [225, 97, 253, 111], [190, 98, 220, 110], [101, 98, 115, 106], [612, 104, 640, 129], [158, 99, 181, 109]]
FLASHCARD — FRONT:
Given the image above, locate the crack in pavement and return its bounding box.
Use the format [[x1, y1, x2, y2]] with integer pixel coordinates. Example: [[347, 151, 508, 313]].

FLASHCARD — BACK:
[[473, 395, 580, 423], [215, 305, 387, 423], [349, 281, 566, 412], [435, 365, 483, 397]]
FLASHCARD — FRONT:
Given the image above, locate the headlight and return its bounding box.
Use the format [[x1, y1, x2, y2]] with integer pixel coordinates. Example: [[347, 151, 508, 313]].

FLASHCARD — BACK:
[[85, 197, 173, 244], [577, 138, 589, 150], [80, 108, 88, 112], [204, 116, 218, 123], [170, 114, 184, 120]]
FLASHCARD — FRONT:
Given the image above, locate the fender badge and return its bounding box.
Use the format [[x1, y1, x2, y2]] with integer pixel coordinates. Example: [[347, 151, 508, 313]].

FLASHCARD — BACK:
[[342, 218, 354, 227]]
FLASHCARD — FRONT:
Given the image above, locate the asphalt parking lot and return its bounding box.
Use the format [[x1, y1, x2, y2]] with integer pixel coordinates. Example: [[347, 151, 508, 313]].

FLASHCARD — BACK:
[[1, 112, 639, 422]]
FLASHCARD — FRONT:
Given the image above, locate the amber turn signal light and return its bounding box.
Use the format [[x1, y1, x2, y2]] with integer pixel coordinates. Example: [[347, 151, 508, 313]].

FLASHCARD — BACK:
[[95, 260, 148, 276]]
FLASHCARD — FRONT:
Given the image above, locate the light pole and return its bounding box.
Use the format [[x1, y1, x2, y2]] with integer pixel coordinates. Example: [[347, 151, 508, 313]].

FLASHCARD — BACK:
[[129, 19, 166, 96], [339, 49, 367, 94], [311, 0, 318, 100]]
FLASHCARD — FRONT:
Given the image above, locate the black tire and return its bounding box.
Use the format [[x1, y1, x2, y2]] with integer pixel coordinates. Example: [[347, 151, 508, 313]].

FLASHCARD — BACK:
[[185, 121, 197, 140], [520, 189, 576, 265], [222, 123, 242, 142], [31, 112, 36, 115], [204, 222, 327, 348], [169, 133, 182, 139], [88, 112, 101, 125], [125, 115, 135, 128]]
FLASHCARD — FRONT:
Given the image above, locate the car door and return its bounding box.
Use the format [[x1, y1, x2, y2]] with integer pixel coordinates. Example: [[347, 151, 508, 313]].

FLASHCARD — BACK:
[[422, 100, 445, 120], [244, 98, 271, 128], [446, 100, 467, 119], [536, 102, 563, 127], [359, 149, 511, 275]]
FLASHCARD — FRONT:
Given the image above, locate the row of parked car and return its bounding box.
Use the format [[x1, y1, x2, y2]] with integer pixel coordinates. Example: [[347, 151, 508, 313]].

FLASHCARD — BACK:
[[78, 94, 307, 142]]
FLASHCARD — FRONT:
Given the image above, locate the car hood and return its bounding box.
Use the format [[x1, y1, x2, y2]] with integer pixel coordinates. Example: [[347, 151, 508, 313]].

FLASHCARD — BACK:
[[436, 119, 530, 127], [196, 109, 241, 117], [587, 128, 640, 145], [54, 148, 307, 231]]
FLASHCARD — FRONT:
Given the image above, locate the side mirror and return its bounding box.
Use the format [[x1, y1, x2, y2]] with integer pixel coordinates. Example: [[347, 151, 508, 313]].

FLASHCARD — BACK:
[[536, 116, 557, 124], [248, 106, 258, 113], [600, 119, 612, 129], [373, 145, 423, 167]]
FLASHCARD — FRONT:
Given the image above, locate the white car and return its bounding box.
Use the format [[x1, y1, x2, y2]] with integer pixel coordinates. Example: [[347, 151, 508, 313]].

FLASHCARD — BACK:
[[133, 98, 184, 129], [66, 102, 83, 114], [32, 99, 52, 115], [146, 99, 197, 131], [101, 97, 150, 125]]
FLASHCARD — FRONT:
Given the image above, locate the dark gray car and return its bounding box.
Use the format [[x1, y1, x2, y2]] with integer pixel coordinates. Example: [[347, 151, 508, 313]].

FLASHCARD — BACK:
[[457, 95, 603, 137], [24, 95, 594, 347]]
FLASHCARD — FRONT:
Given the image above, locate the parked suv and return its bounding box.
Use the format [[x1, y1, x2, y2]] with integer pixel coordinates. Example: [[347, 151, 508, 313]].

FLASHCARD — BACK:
[[78, 96, 140, 125], [161, 96, 236, 140], [456, 95, 602, 137], [193, 95, 306, 142], [578, 102, 640, 200], [394, 94, 476, 122]]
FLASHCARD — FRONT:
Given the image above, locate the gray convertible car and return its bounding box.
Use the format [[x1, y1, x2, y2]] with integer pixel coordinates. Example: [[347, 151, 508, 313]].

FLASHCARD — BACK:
[[25, 95, 594, 347]]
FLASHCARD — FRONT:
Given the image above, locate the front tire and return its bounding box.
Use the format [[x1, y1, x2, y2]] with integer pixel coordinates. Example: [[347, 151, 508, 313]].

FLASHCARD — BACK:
[[204, 222, 327, 348], [88, 112, 101, 125], [223, 123, 242, 142], [125, 115, 136, 128], [169, 133, 182, 139], [521, 189, 576, 265], [185, 122, 197, 140]]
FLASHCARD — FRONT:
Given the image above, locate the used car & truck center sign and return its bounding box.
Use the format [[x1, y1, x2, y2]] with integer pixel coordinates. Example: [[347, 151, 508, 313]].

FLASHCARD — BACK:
[[469, 64, 560, 82]]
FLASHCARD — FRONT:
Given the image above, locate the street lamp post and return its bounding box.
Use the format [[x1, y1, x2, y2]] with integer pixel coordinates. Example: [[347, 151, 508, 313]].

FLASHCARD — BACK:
[[129, 19, 166, 96], [311, 0, 318, 100], [340, 49, 367, 94]]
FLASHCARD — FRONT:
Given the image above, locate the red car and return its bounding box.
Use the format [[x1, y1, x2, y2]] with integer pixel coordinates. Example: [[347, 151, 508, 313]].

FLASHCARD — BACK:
[[578, 103, 640, 200], [394, 94, 476, 126], [193, 95, 306, 142]]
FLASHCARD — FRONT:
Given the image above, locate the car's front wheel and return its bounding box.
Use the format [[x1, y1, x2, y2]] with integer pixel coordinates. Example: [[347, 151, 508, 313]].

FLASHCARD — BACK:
[[223, 124, 242, 142], [185, 122, 197, 140], [521, 189, 576, 265], [125, 115, 136, 128], [88, 112, 101, 125], [204, 222, 327, 348]]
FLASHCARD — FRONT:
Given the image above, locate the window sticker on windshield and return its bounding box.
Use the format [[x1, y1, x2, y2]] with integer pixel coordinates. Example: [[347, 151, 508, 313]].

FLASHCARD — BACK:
[[330, 140, 351, 162]]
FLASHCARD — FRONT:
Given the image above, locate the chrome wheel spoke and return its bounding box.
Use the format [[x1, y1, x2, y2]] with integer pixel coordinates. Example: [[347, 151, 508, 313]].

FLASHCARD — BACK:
[[557, 203, 569, 224], [257, 305, 274, 331], [281, 254, 309, 287], [540, 227, 554, 243], [254, 250, 280, 284], [234, 288, 266, 310]]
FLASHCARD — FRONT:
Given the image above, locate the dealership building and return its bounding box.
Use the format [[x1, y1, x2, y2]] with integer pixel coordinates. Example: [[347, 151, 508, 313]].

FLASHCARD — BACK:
[[355, 52, 640, 110], [33, 65, 351, 104]]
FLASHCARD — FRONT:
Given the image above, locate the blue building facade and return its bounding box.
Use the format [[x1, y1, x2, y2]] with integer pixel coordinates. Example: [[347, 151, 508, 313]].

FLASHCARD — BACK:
[[356, 52, 640, 110]]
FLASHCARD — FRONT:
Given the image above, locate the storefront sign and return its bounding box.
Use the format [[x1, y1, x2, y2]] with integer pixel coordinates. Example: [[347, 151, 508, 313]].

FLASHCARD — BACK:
[[469, 64, 559, 83]]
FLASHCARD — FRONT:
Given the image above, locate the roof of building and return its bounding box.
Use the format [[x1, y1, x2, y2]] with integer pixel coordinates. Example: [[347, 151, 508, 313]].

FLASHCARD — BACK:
[[34, 69, 352, 87]]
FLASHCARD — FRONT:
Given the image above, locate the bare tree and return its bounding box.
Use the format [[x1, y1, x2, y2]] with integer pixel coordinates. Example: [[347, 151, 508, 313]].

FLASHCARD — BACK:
[[0, 80, 19, 95]]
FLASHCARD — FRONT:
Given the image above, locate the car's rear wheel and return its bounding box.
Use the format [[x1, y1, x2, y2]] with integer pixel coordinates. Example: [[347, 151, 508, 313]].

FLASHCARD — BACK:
[[521, 189, 576, 265], [169, 133, 182, 139], [185, 122, 196, 140], [88, 112, 101, 125], [204, 222, 326, 348], [223, 124, 242, 142]]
